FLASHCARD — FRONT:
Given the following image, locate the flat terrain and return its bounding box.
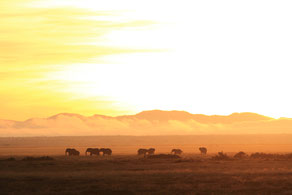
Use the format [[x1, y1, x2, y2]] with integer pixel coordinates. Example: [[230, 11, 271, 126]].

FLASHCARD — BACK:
[[3, 135, 292, 156], [2, 136, 292, 194], [1, 155, 292, 194]]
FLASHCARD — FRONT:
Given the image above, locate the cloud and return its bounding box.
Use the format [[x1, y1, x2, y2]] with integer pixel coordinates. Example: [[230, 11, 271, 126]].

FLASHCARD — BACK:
[[0, 1, 156, 120], [0, 3, 154, 68]]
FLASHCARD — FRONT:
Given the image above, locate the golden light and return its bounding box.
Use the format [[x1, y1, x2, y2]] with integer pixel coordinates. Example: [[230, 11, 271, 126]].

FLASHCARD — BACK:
[[1, 0, 292, 120]]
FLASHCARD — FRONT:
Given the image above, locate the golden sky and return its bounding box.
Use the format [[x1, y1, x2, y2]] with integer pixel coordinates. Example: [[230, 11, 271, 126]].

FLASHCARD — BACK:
[[1, 0, 292, 120]]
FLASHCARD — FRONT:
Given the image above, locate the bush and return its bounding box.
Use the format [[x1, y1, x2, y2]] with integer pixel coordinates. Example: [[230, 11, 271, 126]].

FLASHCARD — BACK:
[[234, 151, 248, 159], [250, 152, 292, 160], [212, 152, 230, 160]]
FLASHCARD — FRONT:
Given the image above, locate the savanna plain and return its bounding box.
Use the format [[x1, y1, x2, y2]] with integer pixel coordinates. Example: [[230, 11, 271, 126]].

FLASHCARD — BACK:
[[2, 135, 292, 194]]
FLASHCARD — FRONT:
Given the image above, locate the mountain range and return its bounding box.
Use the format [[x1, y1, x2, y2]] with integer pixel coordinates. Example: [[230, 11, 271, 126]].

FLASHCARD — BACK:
[[0, 110, 291, 136]]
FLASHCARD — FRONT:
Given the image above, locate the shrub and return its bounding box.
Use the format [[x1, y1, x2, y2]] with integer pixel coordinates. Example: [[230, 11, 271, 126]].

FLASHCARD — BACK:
[[234, 151, 248, 159], [250, 153, 292, 160], [211, 152, 230, 160]]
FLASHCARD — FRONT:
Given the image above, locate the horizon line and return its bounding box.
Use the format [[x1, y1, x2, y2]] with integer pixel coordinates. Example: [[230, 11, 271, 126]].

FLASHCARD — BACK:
[[0, 109, 285, 122]]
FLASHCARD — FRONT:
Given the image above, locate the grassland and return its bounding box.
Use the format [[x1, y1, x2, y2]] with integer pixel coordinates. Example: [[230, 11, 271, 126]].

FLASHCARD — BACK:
[[1, 154, 292, 194]]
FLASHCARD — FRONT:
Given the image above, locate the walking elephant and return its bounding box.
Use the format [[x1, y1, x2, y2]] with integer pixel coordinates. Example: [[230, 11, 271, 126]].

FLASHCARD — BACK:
[[171, 149, 183, 155], [147, 148, 155, 155], [100, 148, 112, 156], [65, 148, 80, 156], [199, 147, 207, 155], [85, 148, 100, 156], [137, 148, 148, 157]]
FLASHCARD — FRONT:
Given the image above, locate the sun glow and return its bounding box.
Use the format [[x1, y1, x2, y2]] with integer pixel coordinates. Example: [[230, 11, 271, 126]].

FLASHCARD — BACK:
[[1, 0, 292, 120]]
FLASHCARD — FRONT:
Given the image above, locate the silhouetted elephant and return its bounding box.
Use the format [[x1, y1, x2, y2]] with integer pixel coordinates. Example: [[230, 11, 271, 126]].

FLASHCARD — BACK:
[[137, 148, 148, 157], [147, 148, 155, 155], [171, 149, 183, 155], [100, 148, 112, 156], [65, 148, 80, 156], [199, 147, 207, 155], [85, 148, 100, 156]]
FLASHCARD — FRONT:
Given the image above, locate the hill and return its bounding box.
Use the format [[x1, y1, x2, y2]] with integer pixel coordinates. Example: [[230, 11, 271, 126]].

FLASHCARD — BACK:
[[0, 110, 291, 136]]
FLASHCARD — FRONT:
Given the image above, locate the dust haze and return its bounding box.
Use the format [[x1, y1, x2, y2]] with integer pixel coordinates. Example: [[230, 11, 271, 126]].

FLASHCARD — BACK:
[[1, 135, 292, 156], [1, 110, 292, 137]]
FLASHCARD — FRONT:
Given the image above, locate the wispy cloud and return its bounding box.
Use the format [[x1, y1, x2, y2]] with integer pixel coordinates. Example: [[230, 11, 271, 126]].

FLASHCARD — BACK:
[[0, 3, 154, 68], [0, 1, 156, 120]]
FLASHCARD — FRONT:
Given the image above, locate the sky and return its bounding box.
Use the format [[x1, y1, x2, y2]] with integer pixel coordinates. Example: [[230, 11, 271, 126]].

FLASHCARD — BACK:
[[1, 0, 292, 121]]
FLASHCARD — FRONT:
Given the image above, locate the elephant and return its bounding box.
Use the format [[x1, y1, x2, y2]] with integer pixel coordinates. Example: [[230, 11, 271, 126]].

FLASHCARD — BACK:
[[137, 148, 148, 157], [171, 149, 183, 155], [65, 148, 80, 156], [147, 148, 155, 155], [85, 148, 100, 156], [199, 147, 207, 155], [100, 148, 112, 156]]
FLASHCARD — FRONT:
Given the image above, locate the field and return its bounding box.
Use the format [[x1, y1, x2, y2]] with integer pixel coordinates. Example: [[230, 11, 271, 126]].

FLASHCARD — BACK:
[[2, 154, 292, 194], [2, 135, 292, 194]]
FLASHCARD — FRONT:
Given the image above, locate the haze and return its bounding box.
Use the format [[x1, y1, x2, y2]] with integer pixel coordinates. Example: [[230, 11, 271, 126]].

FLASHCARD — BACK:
[[3, 1, 292, 194], [1, 0, 292, 122], [0, 110, 292, 137]]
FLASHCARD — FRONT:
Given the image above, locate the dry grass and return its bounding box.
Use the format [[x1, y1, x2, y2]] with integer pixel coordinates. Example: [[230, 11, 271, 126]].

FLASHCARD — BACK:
[[147, 154, 181, 159], [1, 155, 292, 194], [22, 156, 55, 161], [250, 152, 292, 160]]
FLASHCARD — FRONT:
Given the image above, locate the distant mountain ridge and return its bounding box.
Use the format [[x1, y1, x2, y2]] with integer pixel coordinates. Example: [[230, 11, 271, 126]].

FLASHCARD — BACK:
[[0, 110, 275, 124], [125, 110, 272, 123], [13, 110, 273, 124], [0, 110, 291, 137]]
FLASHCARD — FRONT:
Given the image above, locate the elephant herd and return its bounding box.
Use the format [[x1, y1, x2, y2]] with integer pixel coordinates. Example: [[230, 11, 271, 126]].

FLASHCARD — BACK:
[[65, 148, 112, 156], [65, 147, 208, 156], [138, 147, 208, 156]]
